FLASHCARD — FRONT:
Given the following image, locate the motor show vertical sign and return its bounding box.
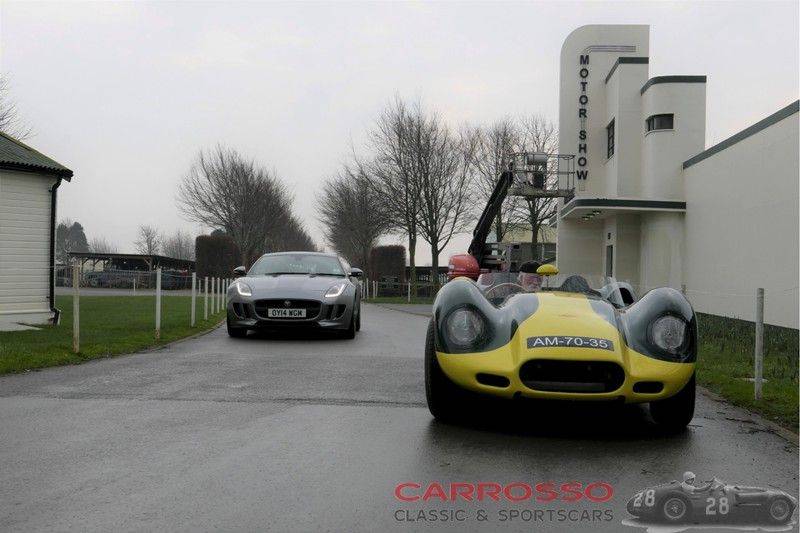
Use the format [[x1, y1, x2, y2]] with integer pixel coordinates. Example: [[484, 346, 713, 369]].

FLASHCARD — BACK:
[[577, 54, 589, 182]]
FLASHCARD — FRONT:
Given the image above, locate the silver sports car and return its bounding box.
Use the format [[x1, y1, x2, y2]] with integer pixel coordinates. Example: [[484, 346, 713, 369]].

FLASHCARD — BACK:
[[226, 252, 363, 338]]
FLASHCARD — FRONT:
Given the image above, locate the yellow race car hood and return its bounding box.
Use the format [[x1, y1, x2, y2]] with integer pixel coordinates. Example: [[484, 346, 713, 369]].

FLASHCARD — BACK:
[[502, 291, 625, 364]]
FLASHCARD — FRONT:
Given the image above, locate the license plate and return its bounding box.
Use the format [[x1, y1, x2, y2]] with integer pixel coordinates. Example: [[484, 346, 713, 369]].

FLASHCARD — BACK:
[[527, 336, 614, 351], [267, 308, 306, 318]]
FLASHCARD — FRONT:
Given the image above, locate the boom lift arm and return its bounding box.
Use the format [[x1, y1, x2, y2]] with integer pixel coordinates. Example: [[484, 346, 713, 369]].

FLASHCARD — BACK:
[[467, 168, 514, 269]]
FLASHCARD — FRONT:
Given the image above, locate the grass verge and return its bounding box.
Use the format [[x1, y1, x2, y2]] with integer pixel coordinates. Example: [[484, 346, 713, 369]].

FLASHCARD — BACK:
[[365, 296, 435, 305], [0, 295, 225, 375], [695, 313, 798, 431]]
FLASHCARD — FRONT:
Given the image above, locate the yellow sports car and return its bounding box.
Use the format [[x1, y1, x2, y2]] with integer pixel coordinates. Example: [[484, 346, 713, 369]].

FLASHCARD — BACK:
[[425, 264, 697, 430]]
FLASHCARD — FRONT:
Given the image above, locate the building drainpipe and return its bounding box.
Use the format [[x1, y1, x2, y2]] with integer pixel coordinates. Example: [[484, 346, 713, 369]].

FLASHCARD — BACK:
[[49, 177, 63, 325]]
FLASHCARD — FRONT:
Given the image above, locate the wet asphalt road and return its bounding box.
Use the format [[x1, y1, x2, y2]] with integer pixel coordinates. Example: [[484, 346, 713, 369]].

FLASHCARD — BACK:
[[0, 303, 797, 532]]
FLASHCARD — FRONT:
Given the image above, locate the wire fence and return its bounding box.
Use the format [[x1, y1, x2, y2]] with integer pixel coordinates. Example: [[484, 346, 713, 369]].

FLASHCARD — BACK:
[[56, 264, 232, 353], [359, 279, 441, 301], [56, 268, 196, 291]]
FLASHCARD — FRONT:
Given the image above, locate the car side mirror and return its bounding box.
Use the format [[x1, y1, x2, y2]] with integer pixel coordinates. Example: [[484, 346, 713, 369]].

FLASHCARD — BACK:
[[233, 266, 246, 277], [350, 267, 363, 278]]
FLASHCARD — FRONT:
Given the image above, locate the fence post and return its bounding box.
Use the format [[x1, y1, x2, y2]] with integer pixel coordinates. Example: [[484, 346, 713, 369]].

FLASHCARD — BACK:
[[133, 276, 136, 295], [407, 281, 411, 303], [754, 287, 764, 400], [374, 280, 378, 299], [214, 277, 219, 313], [72, 261, 80, 353], [191, 272, 197, 327], [155, 268, 162, 340], [204, 276, 209, 320]]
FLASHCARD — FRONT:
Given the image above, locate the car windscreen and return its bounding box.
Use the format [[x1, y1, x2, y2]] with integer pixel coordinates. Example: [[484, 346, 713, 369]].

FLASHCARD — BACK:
[[477, 271, 636, 308], [249, 254, 345, 276]]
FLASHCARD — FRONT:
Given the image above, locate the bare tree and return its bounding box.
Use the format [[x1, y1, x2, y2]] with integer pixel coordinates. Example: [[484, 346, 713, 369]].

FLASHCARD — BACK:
[[411, 113, 476, 288], [271, 215, 317, 253], [176, 145, 294, 266], [89, 236, 119, 254], [0, 75, 33, 140], [135, 225, 162, 255], [512, 115, 559, 258], [370, 97, 421, 289], [317, 161, 390, 274], [162, 230, 195, 260], [470, 118, 523, 242]]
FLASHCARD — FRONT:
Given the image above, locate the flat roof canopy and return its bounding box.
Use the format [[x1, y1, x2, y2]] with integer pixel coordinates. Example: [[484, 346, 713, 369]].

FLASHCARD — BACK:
[[68, 252, 195, 271], [560, 197, 686, 220]]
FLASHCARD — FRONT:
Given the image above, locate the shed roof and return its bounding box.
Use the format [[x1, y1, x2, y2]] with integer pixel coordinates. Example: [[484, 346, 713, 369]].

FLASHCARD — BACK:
[[0, 131, 73, 179]]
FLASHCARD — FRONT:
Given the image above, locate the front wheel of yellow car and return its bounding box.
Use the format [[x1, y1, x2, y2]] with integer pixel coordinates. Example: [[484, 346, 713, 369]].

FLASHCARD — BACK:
[[425, 319, 475, 423], [649, 373, 695, 432]]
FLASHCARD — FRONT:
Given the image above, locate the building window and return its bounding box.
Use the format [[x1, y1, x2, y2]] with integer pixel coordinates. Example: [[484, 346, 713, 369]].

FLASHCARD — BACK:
[[606, 119, 615, 158], [646, 113, 674, 132]]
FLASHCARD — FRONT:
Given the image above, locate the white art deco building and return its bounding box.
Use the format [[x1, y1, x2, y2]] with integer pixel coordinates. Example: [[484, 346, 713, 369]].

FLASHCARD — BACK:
[[555, 25, 798, 328]]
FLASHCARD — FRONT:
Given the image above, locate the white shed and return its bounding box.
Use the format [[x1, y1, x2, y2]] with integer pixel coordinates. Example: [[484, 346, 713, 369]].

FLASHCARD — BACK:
[[0, 132, 73, 330]]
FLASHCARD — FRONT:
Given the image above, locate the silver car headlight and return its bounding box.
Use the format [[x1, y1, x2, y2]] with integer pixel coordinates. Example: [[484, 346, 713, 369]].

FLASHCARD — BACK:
[[650, 315, 686, 353], [234, 281, 252, 297], [325, 282, 346, 298], [444, 306, 486, 348]]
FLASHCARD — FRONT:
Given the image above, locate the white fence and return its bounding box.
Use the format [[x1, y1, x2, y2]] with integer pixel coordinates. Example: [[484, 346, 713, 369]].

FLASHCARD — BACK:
[[59, 264, 230, 353]]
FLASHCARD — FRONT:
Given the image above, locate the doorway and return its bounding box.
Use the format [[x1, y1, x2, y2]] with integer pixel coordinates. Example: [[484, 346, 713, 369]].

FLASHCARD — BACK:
[[605, 245, 614, 278]]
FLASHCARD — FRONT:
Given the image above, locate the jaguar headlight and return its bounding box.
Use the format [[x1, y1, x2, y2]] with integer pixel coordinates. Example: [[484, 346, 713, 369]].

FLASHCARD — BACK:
[[444, 306, 486, 348], [234, 281, 252, 297], [325, 283, 346, 298], [650, 315, 686, 354]]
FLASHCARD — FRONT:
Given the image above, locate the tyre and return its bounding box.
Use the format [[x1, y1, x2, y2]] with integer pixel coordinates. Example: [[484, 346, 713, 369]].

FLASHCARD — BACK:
[[424, 319, 475, 423], [226, 316, 248, 338], [355, 302, 361, 331], [660, 494, 690, 523], [342, 309, 356, 339], [650, 374, 695, 432], [765, 496, 794, 524]]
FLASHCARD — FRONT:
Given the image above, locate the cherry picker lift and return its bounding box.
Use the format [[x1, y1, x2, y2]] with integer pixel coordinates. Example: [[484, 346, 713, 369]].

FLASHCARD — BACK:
[[447, 152, 575, 281]]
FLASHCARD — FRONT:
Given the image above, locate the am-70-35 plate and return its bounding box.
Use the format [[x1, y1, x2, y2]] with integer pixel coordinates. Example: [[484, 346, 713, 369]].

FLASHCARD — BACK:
[[267, 308, 307, 318], [527, 336, 614, 351]]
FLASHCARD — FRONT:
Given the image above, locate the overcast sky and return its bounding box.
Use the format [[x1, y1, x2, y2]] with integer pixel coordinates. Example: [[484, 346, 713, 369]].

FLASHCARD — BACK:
[[1, 1, 797, 265]]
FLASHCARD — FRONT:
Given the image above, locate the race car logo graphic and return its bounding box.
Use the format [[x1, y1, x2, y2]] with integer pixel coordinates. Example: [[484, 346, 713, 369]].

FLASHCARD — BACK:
[[622, 472, 797, 532]]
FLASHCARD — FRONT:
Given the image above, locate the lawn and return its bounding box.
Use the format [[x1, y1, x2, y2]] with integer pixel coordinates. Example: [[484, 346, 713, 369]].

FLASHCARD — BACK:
[[0, 295, 225, 375], [695, 313, 799, 431], [366, 296, 436, 305]]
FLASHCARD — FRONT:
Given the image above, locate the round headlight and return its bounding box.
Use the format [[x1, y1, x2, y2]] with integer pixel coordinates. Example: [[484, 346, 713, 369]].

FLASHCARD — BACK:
[[651, 315, 686, 353], [445, 306, 486, 348]]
